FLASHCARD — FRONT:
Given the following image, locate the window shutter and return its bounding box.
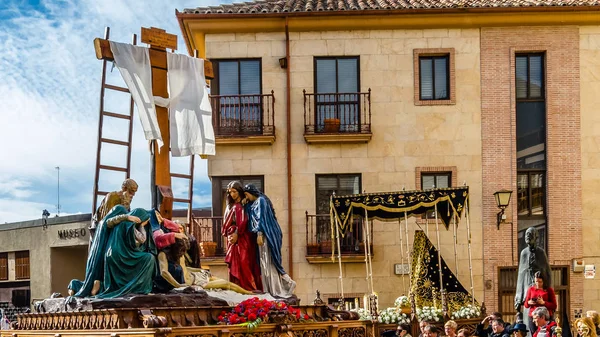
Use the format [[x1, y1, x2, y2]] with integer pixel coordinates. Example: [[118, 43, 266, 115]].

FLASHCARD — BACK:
[[434, 57, 448, 99], [240, 60, 261, 95], [316, 59, 337, 93], [420, 58, 433, 100], [529, 55, 543, 98], [337, 59, 358, 93], [516, 57, 528, 99], [218, 61, 239, 95]]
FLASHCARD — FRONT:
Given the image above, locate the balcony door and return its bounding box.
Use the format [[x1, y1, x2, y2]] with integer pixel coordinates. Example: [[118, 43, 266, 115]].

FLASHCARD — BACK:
[[314, 57, 360, 133], [212, 59, 262, 135], [315, 174, 361, 248]]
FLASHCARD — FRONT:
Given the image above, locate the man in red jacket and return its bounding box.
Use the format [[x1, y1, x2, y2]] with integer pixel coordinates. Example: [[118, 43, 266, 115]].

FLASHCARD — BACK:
[[532, 307, 557, 337]]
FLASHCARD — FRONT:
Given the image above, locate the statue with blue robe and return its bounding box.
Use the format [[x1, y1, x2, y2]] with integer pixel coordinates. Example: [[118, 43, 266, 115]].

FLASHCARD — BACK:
[[244, 184, 296, 298]]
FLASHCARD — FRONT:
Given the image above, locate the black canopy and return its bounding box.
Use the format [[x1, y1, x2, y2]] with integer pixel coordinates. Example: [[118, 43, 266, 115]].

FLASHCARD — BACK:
[[330, 186, 469, 235]]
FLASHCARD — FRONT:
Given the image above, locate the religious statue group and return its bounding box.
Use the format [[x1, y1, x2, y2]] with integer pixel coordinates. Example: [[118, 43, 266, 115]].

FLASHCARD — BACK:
[[66, 179, 295, 299]]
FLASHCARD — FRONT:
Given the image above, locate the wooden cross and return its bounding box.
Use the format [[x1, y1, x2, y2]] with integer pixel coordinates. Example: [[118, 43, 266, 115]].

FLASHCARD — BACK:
[[93, 27, 213, 219]]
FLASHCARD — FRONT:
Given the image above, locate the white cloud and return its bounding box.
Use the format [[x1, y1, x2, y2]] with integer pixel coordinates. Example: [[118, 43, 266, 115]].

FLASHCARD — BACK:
[[0, 0, 230, 223]]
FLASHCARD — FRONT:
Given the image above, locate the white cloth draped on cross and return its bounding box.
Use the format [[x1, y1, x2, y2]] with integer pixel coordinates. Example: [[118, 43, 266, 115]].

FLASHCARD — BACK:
[[108, 41, 215, 156]]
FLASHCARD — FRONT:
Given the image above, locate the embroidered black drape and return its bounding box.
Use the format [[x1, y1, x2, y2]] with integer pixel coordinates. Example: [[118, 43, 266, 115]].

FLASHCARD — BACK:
[[330, 187, 469, 235]]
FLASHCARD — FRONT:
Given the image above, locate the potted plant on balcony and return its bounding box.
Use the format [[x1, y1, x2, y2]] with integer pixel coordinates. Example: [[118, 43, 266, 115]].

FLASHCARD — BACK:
[[323, 118, 340, 133], [307, 243, 320, 256], [201, 241, 217, 257]]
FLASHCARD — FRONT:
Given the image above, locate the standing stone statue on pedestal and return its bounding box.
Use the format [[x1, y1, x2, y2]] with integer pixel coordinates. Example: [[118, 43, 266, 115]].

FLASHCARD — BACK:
[[515, 227, 552, 337]]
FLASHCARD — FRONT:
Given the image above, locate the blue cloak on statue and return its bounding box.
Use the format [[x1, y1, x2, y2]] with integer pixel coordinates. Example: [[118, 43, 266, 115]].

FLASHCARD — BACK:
[[244, 185, 285, 276]]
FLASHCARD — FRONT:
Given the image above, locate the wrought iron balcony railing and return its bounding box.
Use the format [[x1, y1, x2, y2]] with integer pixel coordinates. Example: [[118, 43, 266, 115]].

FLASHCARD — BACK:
[[305, 212, 373, 256], [210, 91, 275, 137], [303, 90, 371, 135], [190, 216, 226, 258]]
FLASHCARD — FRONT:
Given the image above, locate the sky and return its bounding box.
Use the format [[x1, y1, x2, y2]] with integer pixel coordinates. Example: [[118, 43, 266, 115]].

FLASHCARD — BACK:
[[0, 0, 233, 223]]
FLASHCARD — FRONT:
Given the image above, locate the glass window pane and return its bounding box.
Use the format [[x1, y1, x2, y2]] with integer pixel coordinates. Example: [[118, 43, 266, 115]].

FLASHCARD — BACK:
[[516, 56, 528, 99], [516, 101, 546, 169], [316, 59, 336, 93], [435, 174, 449, 188], [420, 58, 433, 100], [218, 61, 239, 95], [422, 175, 435, 189], [240, 60, 260, 95], [337, 59, 358, 93], [530, 172, 545, 216], [517, 173, 529, 216], [529, 55, 543, 98], [434, 57, 448, 99]]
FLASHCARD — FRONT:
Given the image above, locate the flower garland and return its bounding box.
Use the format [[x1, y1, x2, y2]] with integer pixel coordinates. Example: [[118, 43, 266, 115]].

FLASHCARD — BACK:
[[378, 307, 410, 324], [450, 304, 481, 320], [415, 306, 443, 322], [218, 297, 309, 331]]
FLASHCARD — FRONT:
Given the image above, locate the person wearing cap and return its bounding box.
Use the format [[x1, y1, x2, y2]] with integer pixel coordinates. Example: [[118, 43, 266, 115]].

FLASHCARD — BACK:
[[509, 322, 529, 337]]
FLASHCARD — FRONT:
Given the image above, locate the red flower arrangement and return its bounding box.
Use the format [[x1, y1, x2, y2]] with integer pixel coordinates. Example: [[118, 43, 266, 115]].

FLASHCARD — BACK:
[[218, 297, 310, 330]]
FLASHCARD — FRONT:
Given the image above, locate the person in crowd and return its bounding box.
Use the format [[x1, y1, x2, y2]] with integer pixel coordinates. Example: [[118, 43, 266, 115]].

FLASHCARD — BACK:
[[445, 320, 458, 337], [575, 317, 598, 337], [419, 320, 432, 337], [508, 322, 529, 337], [532, 307, 557, 337], [476, 312, 507, 337], [586, 311, 600, 336], [490, 319, 510, 337], [397, 324, 412, 337], [222, 181, 262, 292], [423, 325, 441, 337], [524, 271, 557, 334], [458, 329, 472, 337]]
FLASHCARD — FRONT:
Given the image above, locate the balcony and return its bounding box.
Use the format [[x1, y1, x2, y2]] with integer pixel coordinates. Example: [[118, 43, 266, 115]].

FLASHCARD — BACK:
[[190, 216, 226, 264], [210, 92, 276, 145], [305, 212, 373, 264], [303, 89, 372, 144]]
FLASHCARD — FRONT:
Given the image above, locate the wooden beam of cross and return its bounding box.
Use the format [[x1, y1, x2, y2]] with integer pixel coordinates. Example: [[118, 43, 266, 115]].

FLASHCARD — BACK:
[[93, 27, 212, 219]]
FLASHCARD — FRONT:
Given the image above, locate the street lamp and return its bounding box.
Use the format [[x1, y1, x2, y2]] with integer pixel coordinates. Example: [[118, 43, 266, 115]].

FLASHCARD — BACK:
[[494, 189, 513, 230], [42, 209, 50, 230]]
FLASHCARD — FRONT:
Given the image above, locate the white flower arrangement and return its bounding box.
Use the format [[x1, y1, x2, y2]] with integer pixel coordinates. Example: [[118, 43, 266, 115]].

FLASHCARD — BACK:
[[351, 308, 373, 321], [377, 307, 410, 325], [450, 304, 481, 320], [415, 306, 443, 322], [394, 296, 410, 308]]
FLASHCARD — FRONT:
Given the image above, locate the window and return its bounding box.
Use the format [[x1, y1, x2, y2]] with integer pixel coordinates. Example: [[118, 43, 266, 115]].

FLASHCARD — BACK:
[[421, 172, 451, 219], [15, 251, 29, 280], [211, 59, 262, 135], [0, 253, 7, 281], [316, 174, 361, 215], [314, 57, 360, 132], [516, 54, 546, 169], [419, 55, 449, 100], [413, 49, 455, 105], [516, 53, 547, 252], [211, 175, 264, 216], [315, 174, 361, 247]]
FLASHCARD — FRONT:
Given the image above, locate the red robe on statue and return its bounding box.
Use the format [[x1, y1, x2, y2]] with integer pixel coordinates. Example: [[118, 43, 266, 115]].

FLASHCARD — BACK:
[[222, 203, 262, 292]]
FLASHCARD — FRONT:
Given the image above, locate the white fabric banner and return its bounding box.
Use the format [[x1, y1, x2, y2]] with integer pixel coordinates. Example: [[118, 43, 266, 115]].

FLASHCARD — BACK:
[[108, 41, 163, 147], [166, 53, 215, 157]]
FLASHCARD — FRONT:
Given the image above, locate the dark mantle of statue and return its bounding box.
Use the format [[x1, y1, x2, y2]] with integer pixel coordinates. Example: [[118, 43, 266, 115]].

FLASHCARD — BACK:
[[514, 227, 551, 333]]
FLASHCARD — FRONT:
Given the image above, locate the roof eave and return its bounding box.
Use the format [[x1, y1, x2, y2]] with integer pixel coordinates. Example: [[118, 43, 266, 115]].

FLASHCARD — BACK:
[[175, 4, 600, 20]]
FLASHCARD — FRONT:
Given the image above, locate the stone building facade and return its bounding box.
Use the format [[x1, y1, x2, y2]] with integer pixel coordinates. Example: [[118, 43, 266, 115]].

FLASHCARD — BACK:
[[178, 1, 600, 318]]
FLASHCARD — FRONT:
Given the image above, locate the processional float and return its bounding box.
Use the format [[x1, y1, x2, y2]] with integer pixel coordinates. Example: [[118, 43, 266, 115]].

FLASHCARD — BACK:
[[330, 186, 480, 322]]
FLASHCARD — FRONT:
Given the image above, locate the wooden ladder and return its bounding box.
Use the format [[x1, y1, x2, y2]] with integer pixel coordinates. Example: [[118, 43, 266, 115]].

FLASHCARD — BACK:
[[91, 27, 137, 213]]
